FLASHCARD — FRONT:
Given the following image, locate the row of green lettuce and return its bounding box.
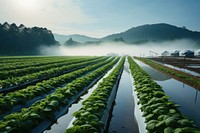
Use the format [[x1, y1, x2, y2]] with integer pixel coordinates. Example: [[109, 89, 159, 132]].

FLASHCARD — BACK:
[[0, 57, 114, 115], [0, 57, 108, 90], [0, 56, 98, 80], [0, 56, 75, 73], [0, 56, 85, 71], [0, 57, 119, 133], [0, 56, 67, 63], [65, 57, 125, 133], [0, 56, 65, 64], [134, 57, 200, 90], [128, 57, 200, 133]]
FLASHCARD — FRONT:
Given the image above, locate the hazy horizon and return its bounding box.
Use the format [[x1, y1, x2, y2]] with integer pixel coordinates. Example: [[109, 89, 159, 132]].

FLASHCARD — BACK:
[[39, 39, 200, 56], [1, 0, 200, 38]]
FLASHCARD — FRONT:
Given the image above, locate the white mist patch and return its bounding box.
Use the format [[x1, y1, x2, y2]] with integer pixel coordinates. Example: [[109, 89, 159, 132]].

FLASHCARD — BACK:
[[38, 39, 199, 56]]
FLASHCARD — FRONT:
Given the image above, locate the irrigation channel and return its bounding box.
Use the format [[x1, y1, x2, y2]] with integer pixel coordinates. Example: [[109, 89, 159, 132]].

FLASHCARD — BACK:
[[153, 60, 200, 77], [107, 59, 139, 133], [44, 58, 121, 133], [134, 58, 200, 128]]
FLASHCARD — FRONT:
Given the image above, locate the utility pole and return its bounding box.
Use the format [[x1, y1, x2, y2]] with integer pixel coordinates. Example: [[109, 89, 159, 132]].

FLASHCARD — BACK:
[[149, 51, 159, 58]]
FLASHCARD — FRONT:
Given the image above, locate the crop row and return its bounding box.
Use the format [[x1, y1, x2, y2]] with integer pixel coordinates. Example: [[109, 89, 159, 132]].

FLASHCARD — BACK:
[[0, 56, 52, 63], [128, 57, 200, 133], [0, 57, 108, 90], [0, 57, 94, 71], [0, 56, 100, 80], [66, 57, 125, 133], [0, 57, 119, 133], [134, 57, 200, 90], [0, 57, 115, 115], [0, 57, 71, 70], [0, 56, 77, 63]]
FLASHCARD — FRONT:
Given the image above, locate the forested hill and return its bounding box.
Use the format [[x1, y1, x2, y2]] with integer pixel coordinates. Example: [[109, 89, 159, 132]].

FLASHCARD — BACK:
[[64, 38, 81, 47], [102, 23, 200, 44], [0, 22, 59, 55], [54, 33, 98, 44]]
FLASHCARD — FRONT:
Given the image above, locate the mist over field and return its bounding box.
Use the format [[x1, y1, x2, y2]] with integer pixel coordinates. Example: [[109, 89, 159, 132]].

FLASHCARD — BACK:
[[39, 39, 199, 56], [1, 0, 200, 132]]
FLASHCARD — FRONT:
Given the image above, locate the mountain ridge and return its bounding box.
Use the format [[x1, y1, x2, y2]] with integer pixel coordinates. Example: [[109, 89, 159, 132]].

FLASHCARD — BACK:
[[55, 23, 200, 46], [54, 33, 98, 44], [64, 37, 81, 46], [102, 23, 200, 43], [1, 22, 200, 55]]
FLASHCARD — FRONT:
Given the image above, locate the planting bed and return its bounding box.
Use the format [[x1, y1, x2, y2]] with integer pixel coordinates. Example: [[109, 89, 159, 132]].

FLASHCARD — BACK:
[[0, 56, 200, 133], [134, 58, 200, 128], [135, 57, 200, 90], [45, 57, 122, 133], [66, 57, 125, 133], [129, 56, 200, 133], [0, 57, 106, 92], [0, 57, 114, 118]]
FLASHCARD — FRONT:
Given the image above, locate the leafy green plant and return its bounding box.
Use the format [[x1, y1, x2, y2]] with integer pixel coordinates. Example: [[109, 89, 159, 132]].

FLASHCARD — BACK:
[[128, 56, 200, 133], [65, 57, 125, 132], [0, 57, 114, 115], [0, 57, 120, 132]]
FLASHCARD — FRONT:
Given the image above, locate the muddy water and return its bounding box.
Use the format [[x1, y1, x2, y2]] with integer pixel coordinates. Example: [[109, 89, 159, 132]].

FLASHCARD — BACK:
[[108, 59, 139, 133], [134, 58, 200, 128]]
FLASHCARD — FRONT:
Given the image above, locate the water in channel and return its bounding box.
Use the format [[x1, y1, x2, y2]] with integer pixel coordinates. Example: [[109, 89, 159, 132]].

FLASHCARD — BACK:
[[44, 60, 119, 133], [108, 59, 139, 133], [156, 61, 200, 77], [134, 58, 200, 128]]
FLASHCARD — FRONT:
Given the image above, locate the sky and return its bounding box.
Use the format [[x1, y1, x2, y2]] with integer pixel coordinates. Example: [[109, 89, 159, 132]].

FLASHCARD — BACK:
[[0, 0, 200, 38]]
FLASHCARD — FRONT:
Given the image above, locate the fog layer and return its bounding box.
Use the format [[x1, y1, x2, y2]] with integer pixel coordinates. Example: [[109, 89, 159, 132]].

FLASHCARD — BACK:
[[39, 39, 199, 56]]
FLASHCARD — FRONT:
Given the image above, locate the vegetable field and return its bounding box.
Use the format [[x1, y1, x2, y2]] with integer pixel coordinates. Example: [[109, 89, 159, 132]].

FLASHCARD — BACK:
[[0, 56, 199, 133]]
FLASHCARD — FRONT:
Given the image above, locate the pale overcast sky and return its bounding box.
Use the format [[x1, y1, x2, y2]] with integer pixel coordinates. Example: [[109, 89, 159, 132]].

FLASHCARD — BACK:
[[0, 0, 200, 37]]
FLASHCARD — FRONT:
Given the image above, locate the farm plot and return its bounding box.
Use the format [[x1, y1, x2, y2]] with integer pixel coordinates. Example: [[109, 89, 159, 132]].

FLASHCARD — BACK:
[[133, 58, 200, 128], [149, 57, 200, 74], [0, 56, 106, 92], [0, 56, 199, 133], [0, 56, 120, 132], [66, 57, 125, 133], [0, 57, 114, 117], [135, 57, 200, 90], [128, 57, 200, 133]]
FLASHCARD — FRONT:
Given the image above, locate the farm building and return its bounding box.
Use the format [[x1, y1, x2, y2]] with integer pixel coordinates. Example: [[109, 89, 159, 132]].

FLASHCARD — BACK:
[[161, 51, 170, 56], [170, 50, 179, 57], [181, 50, 194, 57]]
